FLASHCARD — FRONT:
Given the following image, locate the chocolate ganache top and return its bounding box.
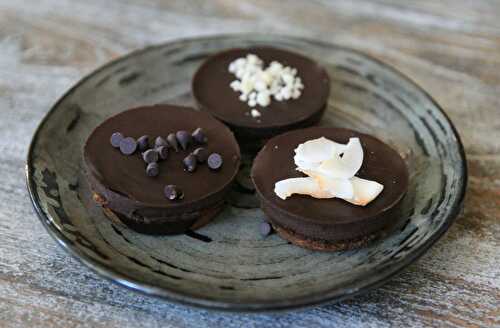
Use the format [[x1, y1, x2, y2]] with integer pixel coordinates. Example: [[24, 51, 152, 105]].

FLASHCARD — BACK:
[[192, 47, 330, 130], [251, 127, 409, 237], [84, 105, 240, 208]]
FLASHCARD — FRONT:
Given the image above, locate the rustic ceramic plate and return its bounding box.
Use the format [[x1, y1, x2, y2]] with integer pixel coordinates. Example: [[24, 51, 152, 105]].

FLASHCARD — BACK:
[[26, 35, 467, 312]]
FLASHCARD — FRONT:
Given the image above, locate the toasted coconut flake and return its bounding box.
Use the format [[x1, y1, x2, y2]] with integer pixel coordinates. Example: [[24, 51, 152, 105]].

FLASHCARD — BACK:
[[345, 177, 384, 206], [294, 137, 346, 164], [274, 177, 335, 200], [342, 137, 363, 173], [275, 137, 383, 205], [302, 170, 354, 199], [316, 138, 363, 179], [294, 158, 321, 171]]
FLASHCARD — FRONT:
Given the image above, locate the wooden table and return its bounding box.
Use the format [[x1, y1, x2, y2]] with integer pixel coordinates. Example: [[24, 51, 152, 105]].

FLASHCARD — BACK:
[[1, 1, 498, 327]]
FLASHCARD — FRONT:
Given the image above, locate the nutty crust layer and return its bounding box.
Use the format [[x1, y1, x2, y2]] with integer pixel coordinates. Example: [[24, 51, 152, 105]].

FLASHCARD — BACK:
[[272, 223, 378, 252], [101, 203, 223, 235]]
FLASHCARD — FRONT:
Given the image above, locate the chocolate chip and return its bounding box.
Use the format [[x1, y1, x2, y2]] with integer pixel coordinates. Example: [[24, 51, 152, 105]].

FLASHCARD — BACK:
[[156, 145, 169, 160], [167, 133, 179, 152], [119, 137, 137, 155], [137, 135, 149, 151], [259, 221, 273, 237], [192, 147, 207, 163], [155, 136, 168, 148], [142, 149, 158, 163], [164, 184, 183, 200], [207, 153, 223, 170], [183, 154, 197, 172], [110, 132, 124, 148], [176, 130, 191, 150], [146, 162, 159, 177], [192, 127, 207, 144]]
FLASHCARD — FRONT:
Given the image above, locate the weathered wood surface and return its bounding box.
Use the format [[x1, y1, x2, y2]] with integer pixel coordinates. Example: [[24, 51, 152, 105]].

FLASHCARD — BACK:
[[0, 0, 498, 327]]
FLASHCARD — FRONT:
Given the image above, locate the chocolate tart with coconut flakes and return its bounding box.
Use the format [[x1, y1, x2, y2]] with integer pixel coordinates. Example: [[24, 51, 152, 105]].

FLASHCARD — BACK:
[[192, 47, 330, 140], [83, 105, 240, 235], [251, 127, 409, 251]]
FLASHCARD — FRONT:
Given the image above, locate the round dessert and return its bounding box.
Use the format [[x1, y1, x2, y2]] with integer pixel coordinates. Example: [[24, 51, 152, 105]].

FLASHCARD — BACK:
[[83, 105, 241, 235], [192, 47, 330, 140], [251, 127, 409, 251]]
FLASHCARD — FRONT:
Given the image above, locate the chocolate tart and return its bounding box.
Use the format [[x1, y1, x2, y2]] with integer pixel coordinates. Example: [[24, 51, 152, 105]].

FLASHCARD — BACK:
[[192, 47, 330, 140], [83, 105, 241, 235], [251, 127, 409, 251]]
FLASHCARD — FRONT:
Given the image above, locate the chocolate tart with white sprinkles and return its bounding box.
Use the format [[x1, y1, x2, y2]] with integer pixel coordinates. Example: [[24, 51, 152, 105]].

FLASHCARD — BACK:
[[251, 127, 409, 251], [83, 105, 241, 235], [192, 47, 330, 140]]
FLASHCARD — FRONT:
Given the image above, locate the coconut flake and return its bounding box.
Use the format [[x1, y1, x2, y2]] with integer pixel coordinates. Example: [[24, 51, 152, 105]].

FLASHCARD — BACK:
[[345, 177, 384, 206], [316, 138, 363, 179], [274, 136, 383, 206], [294, 137, 346, 165], [274, 177, 334, 200], [295, 159, 321, 171], [341, 137, 363, 174], [302, 170, 354, 199]]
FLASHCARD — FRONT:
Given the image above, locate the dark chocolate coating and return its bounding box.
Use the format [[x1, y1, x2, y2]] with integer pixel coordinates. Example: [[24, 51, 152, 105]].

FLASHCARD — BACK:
[[192, 47, 330, 139], [251, 127, 409, 242], [84, 105, 240, 234]]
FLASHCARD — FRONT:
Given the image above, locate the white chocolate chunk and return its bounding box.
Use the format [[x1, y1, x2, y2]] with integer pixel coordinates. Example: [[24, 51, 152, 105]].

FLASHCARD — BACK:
[[250, 109, 261, 118], [228, 54, 303, 111], [254, 80, 267, 91], [247, 54, 260, 65], [282, 73, 294, 84], [234, 58, 246, 67], [281, 88, 292, 100], [230, 80, 240, 91], [256, 92, 271, 107], [240, 79, 254, 94], [261, 71, 272, 85], [269, 61, 283, 73]]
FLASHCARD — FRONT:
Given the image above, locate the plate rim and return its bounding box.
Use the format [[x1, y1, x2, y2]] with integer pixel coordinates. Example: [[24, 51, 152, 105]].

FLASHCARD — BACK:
[[25, 33, 468, 312]]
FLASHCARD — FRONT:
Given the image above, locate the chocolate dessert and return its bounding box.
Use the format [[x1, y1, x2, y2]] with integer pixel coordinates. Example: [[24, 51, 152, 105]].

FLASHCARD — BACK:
[[251, 127, 409, 251], [192, 47, 330, 140], [84, 105, 241, 234]]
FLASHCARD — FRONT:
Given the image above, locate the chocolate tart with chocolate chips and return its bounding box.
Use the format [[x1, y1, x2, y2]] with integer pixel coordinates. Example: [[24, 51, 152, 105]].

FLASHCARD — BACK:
[[192, 47, 330, 140], [251, 127, 409, 251], [83, 105, 240, 235]]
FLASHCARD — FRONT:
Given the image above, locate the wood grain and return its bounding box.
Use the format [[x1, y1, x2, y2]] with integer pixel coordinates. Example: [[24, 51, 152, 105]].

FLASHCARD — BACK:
[[0, 0, 498, 327]]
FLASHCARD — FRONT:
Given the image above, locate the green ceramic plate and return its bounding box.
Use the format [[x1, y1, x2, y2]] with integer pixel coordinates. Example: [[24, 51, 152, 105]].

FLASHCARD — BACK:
[[26, 34, 466, 312]]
